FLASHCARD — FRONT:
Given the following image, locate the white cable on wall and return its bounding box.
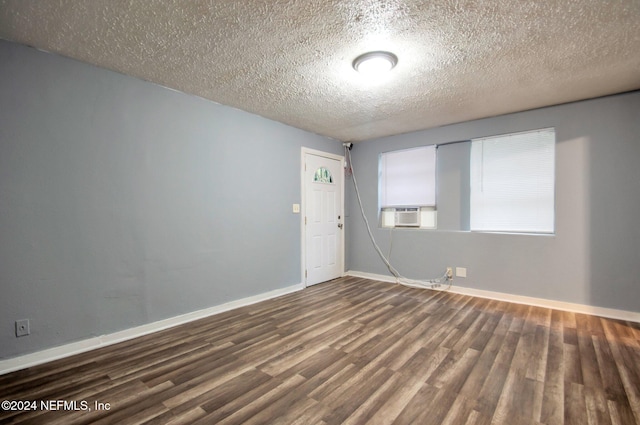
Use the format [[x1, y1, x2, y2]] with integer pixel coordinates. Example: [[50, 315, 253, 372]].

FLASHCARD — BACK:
[[344, 145, 452, 291]]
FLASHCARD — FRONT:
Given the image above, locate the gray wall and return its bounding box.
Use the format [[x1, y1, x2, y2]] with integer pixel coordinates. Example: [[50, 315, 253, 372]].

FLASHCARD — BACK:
[[2, 38, 638, 361], [0, 40, 341, 359], [346, 91, 640, 313]]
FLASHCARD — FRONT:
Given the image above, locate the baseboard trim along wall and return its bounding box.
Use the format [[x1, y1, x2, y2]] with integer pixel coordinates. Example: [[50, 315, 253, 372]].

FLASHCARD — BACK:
[[0, 283, 304, 376], [346, 270, 640, 323]]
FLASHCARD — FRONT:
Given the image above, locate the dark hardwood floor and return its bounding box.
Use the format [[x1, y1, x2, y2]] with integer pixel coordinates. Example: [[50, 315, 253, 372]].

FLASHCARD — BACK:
[[1, 276, 639, 424]]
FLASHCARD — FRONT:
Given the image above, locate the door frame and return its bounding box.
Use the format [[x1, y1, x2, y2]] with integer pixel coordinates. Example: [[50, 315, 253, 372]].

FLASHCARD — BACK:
[[300, 147, 345, 287]]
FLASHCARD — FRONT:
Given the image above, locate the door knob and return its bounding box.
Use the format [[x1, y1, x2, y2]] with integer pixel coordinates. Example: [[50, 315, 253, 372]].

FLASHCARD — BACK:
[[338, 223, 343, 229]]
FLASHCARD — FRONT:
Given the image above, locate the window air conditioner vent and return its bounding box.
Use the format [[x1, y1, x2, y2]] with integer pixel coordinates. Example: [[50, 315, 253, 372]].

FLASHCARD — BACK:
[[395, 207, 420, 227]]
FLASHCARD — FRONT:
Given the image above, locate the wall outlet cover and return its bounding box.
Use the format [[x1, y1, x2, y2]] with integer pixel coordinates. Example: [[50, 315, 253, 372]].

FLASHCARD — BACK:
[[456, 267, 467, 278], [16, 319, 30, 337]]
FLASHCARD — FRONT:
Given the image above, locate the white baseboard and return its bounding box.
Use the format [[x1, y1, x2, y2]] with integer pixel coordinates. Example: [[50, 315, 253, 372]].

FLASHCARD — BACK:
[[0, 283, 304, 376], [346, 270, 640, 323], [347, 270, 397, 284]]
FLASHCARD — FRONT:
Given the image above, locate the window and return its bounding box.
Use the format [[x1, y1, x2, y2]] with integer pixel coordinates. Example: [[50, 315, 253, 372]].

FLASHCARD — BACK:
[[379, 145, 437, 228], [313, 167, 333, 183], [470, 128, 555, 233]]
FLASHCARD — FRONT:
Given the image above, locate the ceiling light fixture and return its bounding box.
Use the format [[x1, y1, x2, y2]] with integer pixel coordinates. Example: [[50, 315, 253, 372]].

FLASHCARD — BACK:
[[352, 51, 398, 76]]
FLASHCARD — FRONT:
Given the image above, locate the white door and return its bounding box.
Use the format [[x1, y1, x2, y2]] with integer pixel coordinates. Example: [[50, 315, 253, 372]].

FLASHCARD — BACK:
[[303, 151, 344, 286]]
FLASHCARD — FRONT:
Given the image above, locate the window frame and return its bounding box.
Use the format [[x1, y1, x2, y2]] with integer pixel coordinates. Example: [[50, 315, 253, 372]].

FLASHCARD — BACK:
[[378, 145, 437, 229], [469, 128, 556, 235]]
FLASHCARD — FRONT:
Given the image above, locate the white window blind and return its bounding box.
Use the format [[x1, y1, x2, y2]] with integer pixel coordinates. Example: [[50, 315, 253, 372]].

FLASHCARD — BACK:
[[379, 145, 436, 208], [470, 128, 555, 233]]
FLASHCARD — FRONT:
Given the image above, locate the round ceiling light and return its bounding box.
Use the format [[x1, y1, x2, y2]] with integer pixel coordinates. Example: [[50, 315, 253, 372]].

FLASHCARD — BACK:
[[352, 51, 398, 76]]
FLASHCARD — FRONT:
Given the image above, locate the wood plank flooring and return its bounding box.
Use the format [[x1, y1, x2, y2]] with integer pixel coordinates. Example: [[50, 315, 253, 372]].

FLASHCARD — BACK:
[[1, 276, 639, 424]]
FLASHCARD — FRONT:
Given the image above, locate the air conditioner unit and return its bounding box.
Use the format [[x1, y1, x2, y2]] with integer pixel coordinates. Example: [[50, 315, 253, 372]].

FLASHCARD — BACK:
[[394, 207, 420, 227]]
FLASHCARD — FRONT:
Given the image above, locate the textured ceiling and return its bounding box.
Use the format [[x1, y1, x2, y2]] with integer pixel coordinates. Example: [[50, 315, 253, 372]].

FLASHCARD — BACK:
[[1, 0, 639, 142]]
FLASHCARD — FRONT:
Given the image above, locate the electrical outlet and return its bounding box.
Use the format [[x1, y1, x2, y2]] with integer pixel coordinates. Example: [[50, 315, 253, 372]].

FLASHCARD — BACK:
[[16, 319, 30, 337], [446, 267, 453, 280], [292, 203, 300, 213], [456, 267, 467, 278]]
